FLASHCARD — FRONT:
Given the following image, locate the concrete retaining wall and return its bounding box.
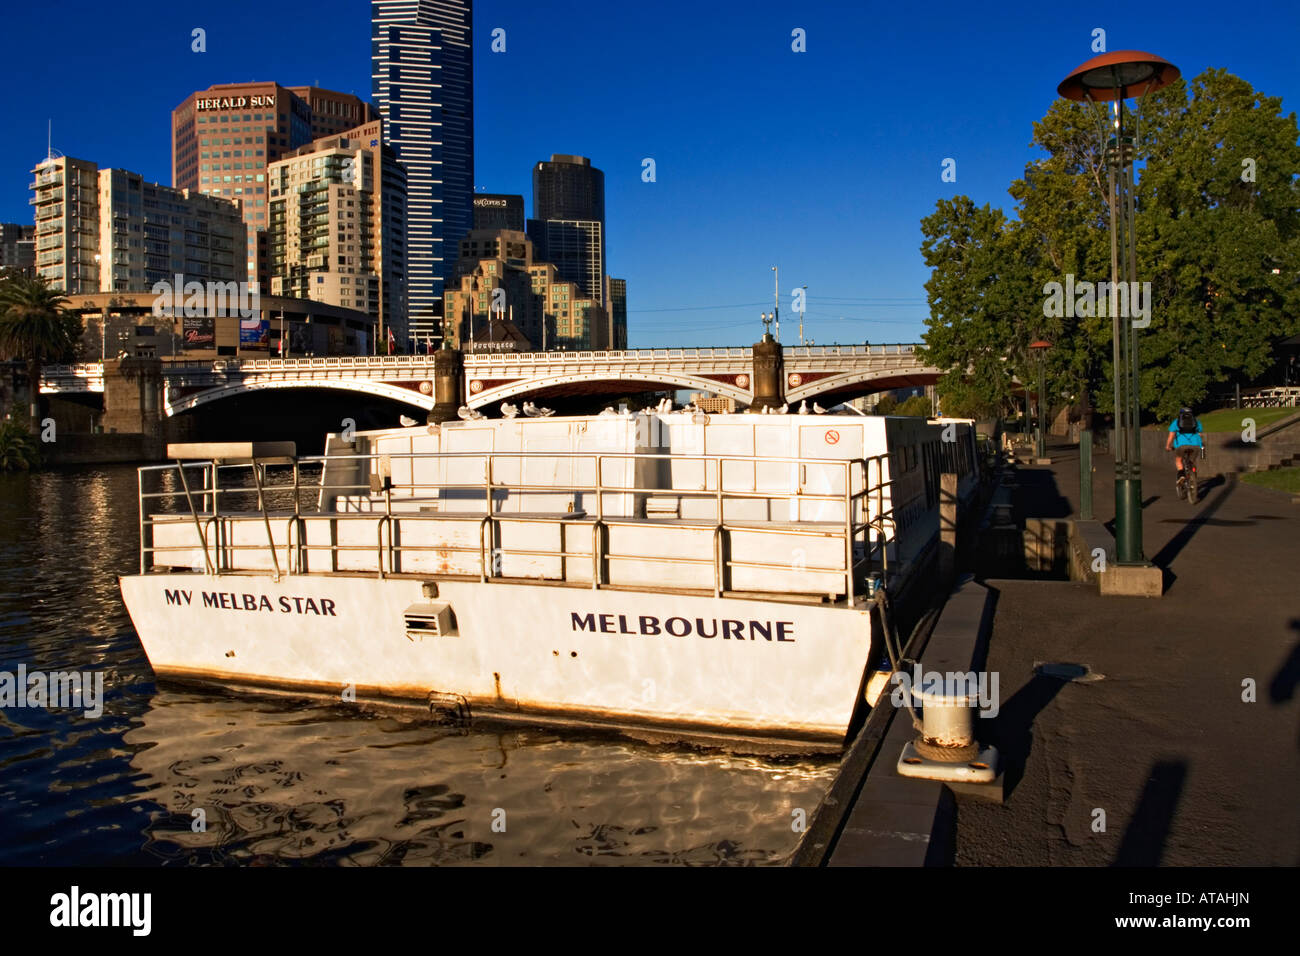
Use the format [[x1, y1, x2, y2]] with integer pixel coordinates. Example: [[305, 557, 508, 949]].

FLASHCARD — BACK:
[[1138, 411, 1300, 474]]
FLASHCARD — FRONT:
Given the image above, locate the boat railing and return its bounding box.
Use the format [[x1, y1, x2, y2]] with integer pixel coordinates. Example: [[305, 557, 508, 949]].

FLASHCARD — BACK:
[[138, 449, 903, 604]]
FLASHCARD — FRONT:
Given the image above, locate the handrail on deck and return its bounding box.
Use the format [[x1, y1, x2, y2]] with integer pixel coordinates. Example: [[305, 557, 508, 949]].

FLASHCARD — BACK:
[[137, 445, 903, 602]]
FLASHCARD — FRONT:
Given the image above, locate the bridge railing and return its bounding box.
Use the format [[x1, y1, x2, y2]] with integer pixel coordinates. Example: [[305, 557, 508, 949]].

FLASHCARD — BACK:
[[42, 343, 922, 385]]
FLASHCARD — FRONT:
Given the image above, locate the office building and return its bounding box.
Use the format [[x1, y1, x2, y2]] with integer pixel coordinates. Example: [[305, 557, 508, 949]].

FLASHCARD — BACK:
[[472, 193, 524, 232], [607, 277, 627, 349], [443, 228, 608, 351], [532, 154, 604, 222], [30, 155, 245, 296], [172, 82, 376, 283], [266, 119, 408, 344], [0, 224, 36, 274], [371, 0, 474, 344], [527, 155, 606, 304]]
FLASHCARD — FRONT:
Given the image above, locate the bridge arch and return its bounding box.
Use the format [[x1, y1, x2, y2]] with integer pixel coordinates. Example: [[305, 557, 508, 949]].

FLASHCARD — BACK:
[[466, 370, 753, 410], [785, 367, 942, 405], [165, 378, 434, 416]]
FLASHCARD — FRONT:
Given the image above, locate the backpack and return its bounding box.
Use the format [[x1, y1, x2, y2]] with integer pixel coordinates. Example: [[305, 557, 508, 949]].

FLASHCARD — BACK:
[[1177, 409, 1198, 434]]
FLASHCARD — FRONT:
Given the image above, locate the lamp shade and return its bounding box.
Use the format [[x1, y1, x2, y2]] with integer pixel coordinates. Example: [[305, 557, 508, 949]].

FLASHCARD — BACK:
[[1058, 51, 1180, 102]]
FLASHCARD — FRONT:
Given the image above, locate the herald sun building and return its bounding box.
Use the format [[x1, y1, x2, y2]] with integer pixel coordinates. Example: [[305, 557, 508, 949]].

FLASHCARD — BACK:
[[172, 83, 377, 287]]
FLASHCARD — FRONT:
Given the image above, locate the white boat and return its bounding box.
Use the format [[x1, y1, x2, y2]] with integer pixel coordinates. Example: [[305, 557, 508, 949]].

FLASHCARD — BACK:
[[118, 410, 980, 751]]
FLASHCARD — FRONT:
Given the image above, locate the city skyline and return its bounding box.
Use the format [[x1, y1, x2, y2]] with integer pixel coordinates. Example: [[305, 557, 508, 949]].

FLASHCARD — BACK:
[[3, 0, 1298, 350]]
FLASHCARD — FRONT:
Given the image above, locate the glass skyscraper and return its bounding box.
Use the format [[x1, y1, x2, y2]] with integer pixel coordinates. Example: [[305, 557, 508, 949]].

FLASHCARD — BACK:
[[371, 0, 473, 346]]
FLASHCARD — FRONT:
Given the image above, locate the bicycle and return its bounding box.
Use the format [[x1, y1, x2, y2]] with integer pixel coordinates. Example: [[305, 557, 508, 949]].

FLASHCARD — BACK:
[[1175, 446, 1202, 505]]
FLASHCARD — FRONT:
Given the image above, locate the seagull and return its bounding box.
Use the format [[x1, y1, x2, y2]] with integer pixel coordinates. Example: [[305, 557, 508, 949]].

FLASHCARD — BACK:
[[457, 405, 484, 420], [500, 402, 518, 418], [524, 403, 554, 417], [399, 414, 419, 427], [777, 403, 788, 414], [798, 400, 809, 415], [522, 401, 535, 415], [599, 406, 618, 416], [813, 402, 827, 414]]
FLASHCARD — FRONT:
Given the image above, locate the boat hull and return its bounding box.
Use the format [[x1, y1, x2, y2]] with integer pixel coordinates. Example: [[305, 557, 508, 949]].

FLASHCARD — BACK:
[[119, 572, 877, 748]]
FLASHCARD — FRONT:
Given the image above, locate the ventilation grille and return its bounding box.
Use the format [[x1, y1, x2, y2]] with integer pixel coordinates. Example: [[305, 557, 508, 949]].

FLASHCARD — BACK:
[[404, 602, 455, 639]]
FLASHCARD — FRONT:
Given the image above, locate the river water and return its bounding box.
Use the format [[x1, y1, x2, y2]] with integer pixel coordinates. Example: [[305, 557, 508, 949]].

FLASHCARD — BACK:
[[0, 464, 835, 866]]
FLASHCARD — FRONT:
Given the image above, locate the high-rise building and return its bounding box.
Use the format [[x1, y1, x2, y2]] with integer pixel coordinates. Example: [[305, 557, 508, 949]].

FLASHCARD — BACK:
[[172, 83, 376, 284], [472, 193, 524, 232], [0, 224, 36, 274], [527, 155, 606, 305], [532, 154, 604, 222], [266, 119, 408, 345], [528, 218, 603, 304], [30, 156, 244, 295], [607, 277, 627, 349], [443, 228, 608, 351], [371, 0, 474, 345]]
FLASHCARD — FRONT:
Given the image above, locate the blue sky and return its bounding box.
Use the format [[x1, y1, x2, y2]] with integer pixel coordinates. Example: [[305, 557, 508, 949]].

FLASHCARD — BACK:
[[4, 0, 1298, 347]]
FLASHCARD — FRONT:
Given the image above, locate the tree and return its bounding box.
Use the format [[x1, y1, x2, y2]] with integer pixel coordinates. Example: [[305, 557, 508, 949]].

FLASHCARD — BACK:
[[0, 274, 83, 429], [919, 69, 1300, 423]]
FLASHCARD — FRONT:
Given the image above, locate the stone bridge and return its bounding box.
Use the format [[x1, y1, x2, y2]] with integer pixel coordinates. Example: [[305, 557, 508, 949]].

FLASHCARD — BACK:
[[41, 343, 940, 417]]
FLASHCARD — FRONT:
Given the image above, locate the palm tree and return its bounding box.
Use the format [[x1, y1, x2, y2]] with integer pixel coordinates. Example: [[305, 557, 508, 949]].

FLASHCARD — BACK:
[[0, 273, 82, 430]]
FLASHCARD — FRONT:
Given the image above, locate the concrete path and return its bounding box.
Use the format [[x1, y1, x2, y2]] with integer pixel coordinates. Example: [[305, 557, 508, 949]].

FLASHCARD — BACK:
[[955, 440, 1300, 865]]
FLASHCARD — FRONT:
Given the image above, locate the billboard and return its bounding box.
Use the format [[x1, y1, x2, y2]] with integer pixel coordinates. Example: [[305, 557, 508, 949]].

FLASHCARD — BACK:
[[289, 322, 314, 354], [239, 317, 270, 350], [182, 315, 215, 349]]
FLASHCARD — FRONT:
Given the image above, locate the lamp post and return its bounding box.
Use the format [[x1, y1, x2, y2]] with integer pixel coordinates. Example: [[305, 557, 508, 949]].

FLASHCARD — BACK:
[[799, 285, 807, 346], [1058, 50, 1179, 565], [1029, 339, 1052, 460], [771, 267, 779, 341]]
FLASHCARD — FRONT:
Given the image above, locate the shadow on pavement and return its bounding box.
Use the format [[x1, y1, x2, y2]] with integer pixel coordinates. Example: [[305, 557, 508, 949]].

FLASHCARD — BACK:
[[1270, 619, 1300, 753], [1149, 475, 1239, 570], [1111, 759, 1188, 866], [1011, 468, 1072, 522], [976, 590, 1068, 798]]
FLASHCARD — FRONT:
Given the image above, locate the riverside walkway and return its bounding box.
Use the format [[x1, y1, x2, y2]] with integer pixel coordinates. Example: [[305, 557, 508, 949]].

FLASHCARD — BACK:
[[954, 440, 1300, 865]]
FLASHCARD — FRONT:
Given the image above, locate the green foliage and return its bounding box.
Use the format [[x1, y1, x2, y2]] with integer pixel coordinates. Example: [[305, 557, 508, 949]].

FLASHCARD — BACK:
[[873, 393, 898, 415], [895, 395, 933, 417], [919, 69, 1300, 424], [0, 419, 40, 471], [0, 273, 82, 428]]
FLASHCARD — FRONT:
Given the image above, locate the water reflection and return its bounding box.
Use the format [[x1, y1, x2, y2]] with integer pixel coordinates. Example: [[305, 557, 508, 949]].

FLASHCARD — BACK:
[[0, 465, 836, 866]]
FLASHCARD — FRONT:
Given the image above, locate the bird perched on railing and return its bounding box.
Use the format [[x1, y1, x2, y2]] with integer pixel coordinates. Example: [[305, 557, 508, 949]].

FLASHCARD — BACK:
[[457, 405, 485, 420], [500, 402, 518, 418], [798, 400, 809, 415], [777, 403, 788, 413], [599, 406, 619, 416], [523, 401, 554, 417], [813, 402, 827, 414], [399, 414, 419, 427]]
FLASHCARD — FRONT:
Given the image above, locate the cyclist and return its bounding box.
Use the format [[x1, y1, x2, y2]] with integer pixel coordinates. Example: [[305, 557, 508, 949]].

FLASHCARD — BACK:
[[1164, 406, 1204, 495]]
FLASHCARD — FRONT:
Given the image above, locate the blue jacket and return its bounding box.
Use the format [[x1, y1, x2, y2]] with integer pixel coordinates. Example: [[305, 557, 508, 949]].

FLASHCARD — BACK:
[[1169, 418, 1204, 448]]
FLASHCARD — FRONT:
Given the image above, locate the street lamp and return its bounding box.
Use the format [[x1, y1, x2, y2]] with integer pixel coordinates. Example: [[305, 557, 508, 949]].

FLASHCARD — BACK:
[[1058, 49, 1179, 565], [761, 312, 773, 338], [1029, 339, 1052, 460], [799, 285, 807, 346]]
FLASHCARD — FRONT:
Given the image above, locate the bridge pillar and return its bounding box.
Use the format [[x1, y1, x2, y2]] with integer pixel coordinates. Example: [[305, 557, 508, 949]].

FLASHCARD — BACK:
[[749, 335, 785, 411], [429, 345, 464, 423], [102, 357, 166, 456]]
